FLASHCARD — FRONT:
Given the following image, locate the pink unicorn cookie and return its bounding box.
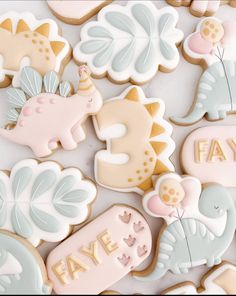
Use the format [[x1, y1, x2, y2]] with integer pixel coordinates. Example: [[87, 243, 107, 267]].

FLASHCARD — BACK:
[[166, 0, 236, 17], [0, 65, 103, 157]]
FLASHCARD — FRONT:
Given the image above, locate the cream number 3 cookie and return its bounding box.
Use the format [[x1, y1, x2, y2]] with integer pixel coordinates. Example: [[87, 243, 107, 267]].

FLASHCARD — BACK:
[[74, 1, 183, 85], [93, 86, 175, 194]]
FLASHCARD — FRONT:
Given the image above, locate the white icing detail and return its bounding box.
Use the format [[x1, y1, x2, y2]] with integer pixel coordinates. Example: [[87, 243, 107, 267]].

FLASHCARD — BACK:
[[174, 221, 185, 239], [209, 232, 215, 241], [199, 223, 207, 238], [197, 93, 207, 100], [203, 71, 216, 83], [188, 219, 196, 235], [157, 262, 165, 269], [163, 231, 176, 243], [199, 83, 212, 91], [14, 274, 21, 281], [215, 62, 225, 77], [159, 253, 170, 260], [0, 275, 11, 284], [196, 102, 203, 108], [160, 242, 174, 252]]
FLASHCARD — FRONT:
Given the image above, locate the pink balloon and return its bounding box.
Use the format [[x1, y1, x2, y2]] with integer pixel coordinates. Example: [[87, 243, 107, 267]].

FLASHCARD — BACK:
[[146, 195, 174, 218], [188, 32, 213, 54]]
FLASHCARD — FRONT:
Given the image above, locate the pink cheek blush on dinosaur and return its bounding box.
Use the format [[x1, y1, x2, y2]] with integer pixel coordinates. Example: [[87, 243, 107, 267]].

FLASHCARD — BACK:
[[46, 204, 152, 294], [0, 65, 103, 158]]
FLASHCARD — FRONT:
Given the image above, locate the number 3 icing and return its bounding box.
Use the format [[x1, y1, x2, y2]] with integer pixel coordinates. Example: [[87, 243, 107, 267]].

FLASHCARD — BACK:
[[133, 173, 236, 281], [0, 159, 97, 247], [93, 86, 175, 194], [73, 1, 184, 84], [0, 65, 103, 157]]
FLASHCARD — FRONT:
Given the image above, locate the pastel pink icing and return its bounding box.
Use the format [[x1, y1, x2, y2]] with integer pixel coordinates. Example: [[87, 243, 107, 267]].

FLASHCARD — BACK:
[[22, 107, 33, 117], [222, 21, 236, 45], [188, 32, 213, 54]]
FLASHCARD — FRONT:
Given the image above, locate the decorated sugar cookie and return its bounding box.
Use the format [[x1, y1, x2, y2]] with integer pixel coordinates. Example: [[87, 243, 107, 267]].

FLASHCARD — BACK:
[[166, 0, 236, 17], [133, 173, 236, 281], [0, 12, 71, 88], [171, 17, 236, 125], [47, 0, 111, 25], [0, 65, 103, 157], [0, 230, 52, 294], [46, 204, 152, 294], [181, 125, 236, 187], [162, 262, 236, 295], [93, 86, 175, 194], [0, 159, 96, 247], [73, 1, 184, 85]]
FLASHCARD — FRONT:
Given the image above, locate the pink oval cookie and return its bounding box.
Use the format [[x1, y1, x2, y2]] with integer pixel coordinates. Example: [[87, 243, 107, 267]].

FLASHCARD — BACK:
[[46, 204, 152, 294], [181, 125, 236, 186]]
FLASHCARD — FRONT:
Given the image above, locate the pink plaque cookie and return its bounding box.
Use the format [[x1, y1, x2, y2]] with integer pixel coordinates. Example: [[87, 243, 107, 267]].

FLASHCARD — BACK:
[[181, 126, 236, 186], [46, 204, 152, 294]]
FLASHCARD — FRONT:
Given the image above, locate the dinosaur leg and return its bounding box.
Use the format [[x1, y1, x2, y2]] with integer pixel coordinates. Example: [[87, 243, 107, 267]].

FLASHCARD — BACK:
[[218, 110, 227, 120], [171, 264, 181, 274], [31, 143, 52, 157], [214, 257, 222, 265], [206, 110, 221, 121], [179, 267, 189, 274], [59, 133, 77, 150], [206, 256, 215, 267], [72, 126, 86, 143]]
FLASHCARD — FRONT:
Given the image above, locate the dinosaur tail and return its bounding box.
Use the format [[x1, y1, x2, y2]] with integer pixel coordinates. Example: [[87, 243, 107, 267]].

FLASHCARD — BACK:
[[170, 104, 206, 126], [132, 264, 167, 282], [0, 128, 19, 143]]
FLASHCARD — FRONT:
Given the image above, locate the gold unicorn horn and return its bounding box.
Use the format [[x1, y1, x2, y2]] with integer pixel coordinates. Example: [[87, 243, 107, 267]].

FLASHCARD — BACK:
[[77, 65, 95, 96]]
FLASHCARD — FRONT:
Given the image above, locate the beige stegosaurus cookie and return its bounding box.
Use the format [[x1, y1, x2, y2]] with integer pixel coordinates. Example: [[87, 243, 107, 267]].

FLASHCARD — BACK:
[[93, 86, 175, 195], [166, 0, 236, 17], [0, 11, 71, 87]]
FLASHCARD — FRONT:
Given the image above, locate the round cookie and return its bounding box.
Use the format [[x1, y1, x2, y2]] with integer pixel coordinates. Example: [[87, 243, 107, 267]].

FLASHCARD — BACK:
[[171, 17, 236, 125], [133, 173, 236, 281], [73, 1, 184, 85], [0, 65, 103, 157], [0, 11, 71, 88], [0, 158, 97, 247], [47, 0, 111, 25]]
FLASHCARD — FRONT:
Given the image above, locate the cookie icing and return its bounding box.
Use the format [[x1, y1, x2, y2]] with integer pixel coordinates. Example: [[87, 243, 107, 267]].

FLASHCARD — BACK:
[[0, 65, 103, 157], [47, 0, 111, 25], [93, 86, 175, 194], [133, 173, 235, 281], [181, 125, 236, 187], [171, 17, 236, 125], [0, 230, 51, 294], [46, 204, 152, 294], [163, 262, 236, 295], [166, 0, 236, 17], [0, 159, 96, 247], [73, 1, 183, 84], [0, 11, 71, 87]]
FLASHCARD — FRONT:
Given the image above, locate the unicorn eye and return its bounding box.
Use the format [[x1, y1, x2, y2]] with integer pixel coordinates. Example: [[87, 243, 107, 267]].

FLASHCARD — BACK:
[[88, 98, 93, 102]]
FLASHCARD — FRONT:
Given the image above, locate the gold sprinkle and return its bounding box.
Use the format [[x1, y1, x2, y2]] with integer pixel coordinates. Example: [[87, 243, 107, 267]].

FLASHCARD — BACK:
[[24, 33, 29, 38], [33, 32, 38, 37], [32, 39, 37, 44], [39, 40, 44, 45], [143, 162, 147, 166], [145, 151, 149, 155], [138, 176, 143, 181], [149, 157, 154, 162], [46, 56, 50, 61], [128, 178, 133, 182], [45, 48, 49, 53], [136, 170, 141, 174], [144, 169, 149, 173]]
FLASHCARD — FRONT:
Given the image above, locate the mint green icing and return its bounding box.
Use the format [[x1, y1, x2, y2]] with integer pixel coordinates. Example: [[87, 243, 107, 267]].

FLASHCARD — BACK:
[[12, 167, 33, 200], [132, 3, 154, 36], [112, 40, 135, 72], [159, 13, 175, 35], [160, 38, 175, 60], [54, 203, 79, 218], [20, 67, 42, 97], [53, 175, 76, 201], [11, 205, 33, 239], [105, 11, 136, 36], [171, 60, 236, 125], [81, 40, 108, 54], [31, 170, 57, 201], [61, 189, 89, 203], [59, 81, 71, 98], [88, 26, 113, 39], [0, 231, 51, 294], [43, 71, 59, 94], [30, 206, 60, 233], [135, 184, 236, 282], [7, 88, 26, 108], [7, 109, 19, 123], [135, 40, 155, 73], [93, 42, 114, 67]]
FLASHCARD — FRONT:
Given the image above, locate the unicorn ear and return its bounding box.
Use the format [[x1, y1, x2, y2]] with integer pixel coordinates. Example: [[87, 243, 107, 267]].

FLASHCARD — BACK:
[[181, 177, 201, 207], [0, 19, 12, 32], [143, 193, 173, 218]]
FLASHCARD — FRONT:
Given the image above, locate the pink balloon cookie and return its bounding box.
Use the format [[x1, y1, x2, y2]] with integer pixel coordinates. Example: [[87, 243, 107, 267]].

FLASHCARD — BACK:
[[181, 125, 236, 187], [93, 86, 175, 195], [171, 17, 236, 125], [166, 0, 236, 17], [0, 65, 103, 157], [0, 11, 71, 88], [46, 204, 152, 294], [47, 0, 111, 25], [162, 262, 236, 295], [133, 173, 236, 281]]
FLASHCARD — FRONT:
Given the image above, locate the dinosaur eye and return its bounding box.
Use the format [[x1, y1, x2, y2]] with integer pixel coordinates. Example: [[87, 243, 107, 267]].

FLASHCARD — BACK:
[[214, 205, 219, 210], [88, 98, 93, 103]]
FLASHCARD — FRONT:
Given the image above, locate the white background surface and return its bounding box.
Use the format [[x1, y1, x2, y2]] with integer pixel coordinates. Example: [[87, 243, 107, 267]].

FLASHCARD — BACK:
[[0, 0, 236, 294]]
